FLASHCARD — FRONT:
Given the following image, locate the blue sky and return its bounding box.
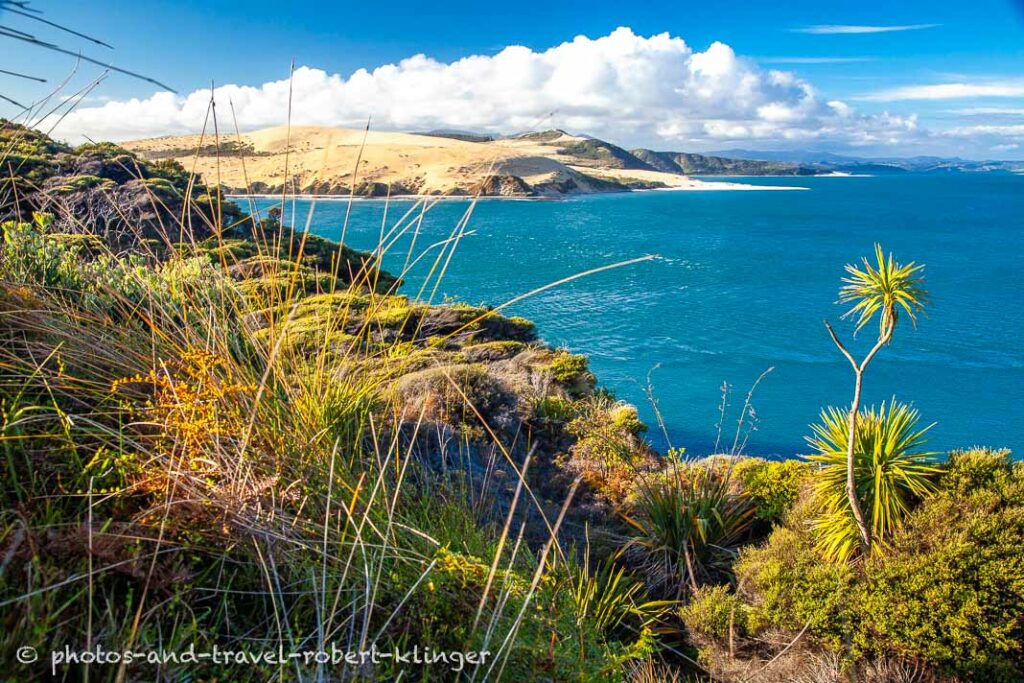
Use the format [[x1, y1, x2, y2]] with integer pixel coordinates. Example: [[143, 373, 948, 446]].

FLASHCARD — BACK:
[[2, 0, 1023, 158]]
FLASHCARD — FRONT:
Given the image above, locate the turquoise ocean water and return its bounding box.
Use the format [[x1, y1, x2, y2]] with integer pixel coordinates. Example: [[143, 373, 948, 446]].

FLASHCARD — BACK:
[[251, 173, 1023, 457]]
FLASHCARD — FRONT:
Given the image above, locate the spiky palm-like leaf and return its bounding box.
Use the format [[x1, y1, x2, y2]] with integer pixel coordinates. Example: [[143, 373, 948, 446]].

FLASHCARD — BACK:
[[805, 399, 939, 562], [570, 559, 672, 635], [839, 243, 928, 338], [624, 468, 754, 596]]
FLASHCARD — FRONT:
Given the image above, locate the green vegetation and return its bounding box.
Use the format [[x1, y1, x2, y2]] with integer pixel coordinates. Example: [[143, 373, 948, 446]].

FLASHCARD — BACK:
[[624, 467, 754, 598], [630, 148, 819, 176], [695, 448, 1024, 682], [1, 122, 1019, 682], [824, 243, 929, 554], [731, 457, 811, 523], [806, 400, 939, 561]]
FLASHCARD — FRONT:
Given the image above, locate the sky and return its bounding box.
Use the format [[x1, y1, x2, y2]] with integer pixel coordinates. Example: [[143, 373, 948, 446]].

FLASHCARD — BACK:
[[2, 0, 1023, 158]]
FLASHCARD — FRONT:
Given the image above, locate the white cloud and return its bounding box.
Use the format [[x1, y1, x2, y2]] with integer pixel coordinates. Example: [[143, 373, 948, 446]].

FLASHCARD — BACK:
[[792, 24, 937, 35], [991, 143, 1019, 152], [945, 124, 1024, 136], [45, 27, 919, 151], [859, 82, 1024, 101], [948, 107, 1024, 116]]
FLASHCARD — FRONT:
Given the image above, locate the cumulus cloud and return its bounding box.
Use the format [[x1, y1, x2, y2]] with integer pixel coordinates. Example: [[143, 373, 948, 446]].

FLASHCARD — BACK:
[[859, 82, 1024, 101], [791, 24, 937, 35], [45, 27, 921, 151]]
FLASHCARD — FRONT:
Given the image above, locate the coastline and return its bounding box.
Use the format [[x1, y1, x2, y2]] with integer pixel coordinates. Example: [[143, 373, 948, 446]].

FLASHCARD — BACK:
[[227, 180, 809, 202]]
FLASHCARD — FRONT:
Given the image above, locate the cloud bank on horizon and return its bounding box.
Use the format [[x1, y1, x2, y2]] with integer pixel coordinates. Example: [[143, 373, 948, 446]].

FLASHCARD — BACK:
[[45, 27, 1022, 157], [790, 24, 939, 35]]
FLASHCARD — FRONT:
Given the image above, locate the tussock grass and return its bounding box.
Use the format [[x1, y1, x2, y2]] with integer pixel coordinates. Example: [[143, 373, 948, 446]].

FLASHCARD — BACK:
[[0, 99, 666, 681]]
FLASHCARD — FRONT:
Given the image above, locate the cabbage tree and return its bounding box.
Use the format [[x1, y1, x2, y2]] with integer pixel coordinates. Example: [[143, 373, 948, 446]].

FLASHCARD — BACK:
[[823, 244, 928, 550]]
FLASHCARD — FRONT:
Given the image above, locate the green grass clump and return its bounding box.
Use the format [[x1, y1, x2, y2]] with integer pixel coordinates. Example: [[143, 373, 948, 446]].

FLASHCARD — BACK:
[[625, 467, 754, 599]]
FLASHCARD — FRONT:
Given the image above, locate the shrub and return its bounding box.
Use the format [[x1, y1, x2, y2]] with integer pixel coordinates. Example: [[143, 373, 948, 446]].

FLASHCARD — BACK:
[[533, 395, 576, 422], [733, 495, 856, 650], [727, 449, 1024, 681], [732, 458, 811, 524], [855, 449, 1024, 681], [679, 585, 747, 643], [939, 446, 1015, 495], [1, 214, 84, 290], [547, 349, 596, 397], [566, 396, 655, 505]]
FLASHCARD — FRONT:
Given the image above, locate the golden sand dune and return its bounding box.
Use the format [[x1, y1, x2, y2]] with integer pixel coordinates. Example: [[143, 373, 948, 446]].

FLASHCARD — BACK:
[[124, 126, 784, 197]]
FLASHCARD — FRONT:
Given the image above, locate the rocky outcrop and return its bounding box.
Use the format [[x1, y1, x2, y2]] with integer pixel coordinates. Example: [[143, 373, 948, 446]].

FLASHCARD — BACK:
[[470, 174, 535, 197], [1, 122, 240, 251]]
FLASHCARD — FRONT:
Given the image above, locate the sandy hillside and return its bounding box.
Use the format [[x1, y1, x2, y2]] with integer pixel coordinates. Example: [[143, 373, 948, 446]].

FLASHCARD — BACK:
[[124, 126, 772, 197]]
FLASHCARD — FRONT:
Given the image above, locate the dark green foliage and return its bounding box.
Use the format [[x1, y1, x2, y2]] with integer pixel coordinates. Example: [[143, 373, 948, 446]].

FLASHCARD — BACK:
[[854, 448, 1024, 680], [630, 148, 819, 176], [557, 139, 656, 170]]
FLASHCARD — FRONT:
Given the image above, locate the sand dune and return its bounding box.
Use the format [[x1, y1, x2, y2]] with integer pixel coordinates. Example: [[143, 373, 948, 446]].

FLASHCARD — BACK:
[[124, 126, 794, 197]]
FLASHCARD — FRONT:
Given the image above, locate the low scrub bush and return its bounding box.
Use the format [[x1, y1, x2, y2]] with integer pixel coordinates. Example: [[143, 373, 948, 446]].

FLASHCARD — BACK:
[[854, 448, 1024, 681], [732, 457, 811, 524], [706, 448, 1023, 681], [566, 396, 656, 505]]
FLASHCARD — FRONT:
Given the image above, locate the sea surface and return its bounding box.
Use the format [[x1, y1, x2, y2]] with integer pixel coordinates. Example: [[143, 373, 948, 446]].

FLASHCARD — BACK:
[[249, 173, 1024, 457]]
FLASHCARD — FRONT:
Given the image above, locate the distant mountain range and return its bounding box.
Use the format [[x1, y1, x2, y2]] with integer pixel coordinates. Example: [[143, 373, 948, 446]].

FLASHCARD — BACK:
[[709, 149, 1024, 174]]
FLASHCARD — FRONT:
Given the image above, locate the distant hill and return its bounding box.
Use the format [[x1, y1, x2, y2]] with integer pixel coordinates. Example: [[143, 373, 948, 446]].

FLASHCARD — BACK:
[[553, 138, 656, 170], [631, 149, 818, 176], [710, 148, 1024, 174], [419, 129, 496, 143]]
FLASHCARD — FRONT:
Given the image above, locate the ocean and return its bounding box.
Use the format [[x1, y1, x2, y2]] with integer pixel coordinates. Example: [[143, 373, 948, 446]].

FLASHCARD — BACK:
[[250, 173, 1024, 457]]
